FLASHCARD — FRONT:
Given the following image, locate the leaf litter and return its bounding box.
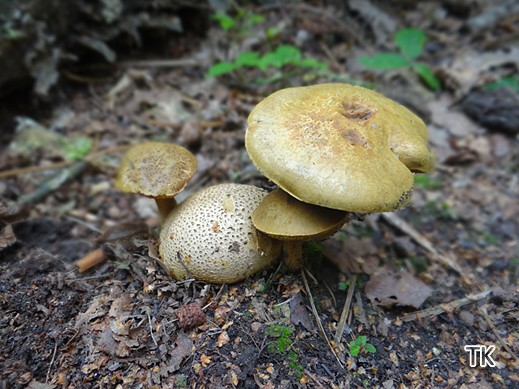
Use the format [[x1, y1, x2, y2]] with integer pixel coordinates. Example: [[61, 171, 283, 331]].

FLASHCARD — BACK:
[[0, 1, 518, 388]]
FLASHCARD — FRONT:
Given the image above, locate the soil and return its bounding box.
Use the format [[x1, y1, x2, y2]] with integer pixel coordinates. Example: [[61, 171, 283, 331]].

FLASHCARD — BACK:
[[0, 1, 518, 388]]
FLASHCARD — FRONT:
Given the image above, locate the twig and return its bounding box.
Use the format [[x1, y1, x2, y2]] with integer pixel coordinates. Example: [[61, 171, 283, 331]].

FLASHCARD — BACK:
[[18, 161, 88, 205], [381, 213, 464, 276], [0, 160, 73, 179], [46, 341, 58, 383], [301, 269, 344, 369], [0, 144, 128, 180], [335, 274, 356, 343], [479, 305, 518, 362], [118, 58, 199, 68], [402, 289, 494, 322], [76, 248, 107, 273], [148, 313, 158, 348]]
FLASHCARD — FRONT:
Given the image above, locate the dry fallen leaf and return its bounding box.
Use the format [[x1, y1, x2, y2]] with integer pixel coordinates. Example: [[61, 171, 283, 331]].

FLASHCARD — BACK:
[[365, 268, 433, 308], [289, 293, 315, 331], [217, 331, 230, 347], [200, 353, 212, 367]]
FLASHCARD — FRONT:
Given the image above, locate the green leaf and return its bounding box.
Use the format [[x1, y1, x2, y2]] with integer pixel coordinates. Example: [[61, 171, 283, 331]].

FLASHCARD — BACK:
[[484, 76, 519, 92], [338, 281, 351, 291], [212, 13, 235, 31], [207, 61, 238, 77], [266, 26, 281, 39], [349, 344, 360, 357], [365, 344, 377, 353], [235, 51, 261, 67], [274, 44, 302, 65], [298, 58, 328, 70], [245, 13, 265, 27], [61, 137, 93, 160], [358, 53, 409, 70], [356, 336, 367, 347], [413, 63, 441, 90], [259, 52, 284, 69], [395, 28, 426, 60]]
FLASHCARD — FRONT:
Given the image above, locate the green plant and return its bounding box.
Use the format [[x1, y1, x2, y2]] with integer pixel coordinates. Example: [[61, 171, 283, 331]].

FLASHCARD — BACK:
[[358, 28, 440, 90], [266, 324, 303, 378], [338, 280, 351, 291], [349, 335, 376, 357], [483, 76, 519, 92], [207, 44, 327, 82], [414, 175, 442, 190]]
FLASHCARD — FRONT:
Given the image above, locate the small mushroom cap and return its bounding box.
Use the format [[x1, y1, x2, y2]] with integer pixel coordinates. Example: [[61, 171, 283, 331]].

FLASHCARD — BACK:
[[246, 83, 434, 213], [252, 189, 350, 240], [159, 184, 281, 284], [115, 142, 197, 198]]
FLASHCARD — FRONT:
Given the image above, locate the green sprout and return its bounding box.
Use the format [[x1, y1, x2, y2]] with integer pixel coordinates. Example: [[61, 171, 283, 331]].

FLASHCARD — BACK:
[[359, 28, 441, 90], [266, 324, 303, 378], [349, 335, 376, 357]]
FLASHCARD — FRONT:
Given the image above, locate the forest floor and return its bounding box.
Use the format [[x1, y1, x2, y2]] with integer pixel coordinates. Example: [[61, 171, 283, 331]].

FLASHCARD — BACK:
[[0, 1, 518, 388]]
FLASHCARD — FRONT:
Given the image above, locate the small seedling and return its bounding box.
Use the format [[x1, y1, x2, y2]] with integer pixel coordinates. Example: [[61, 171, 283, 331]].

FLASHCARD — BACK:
[[349, 335, 376, 357], [266, 324, 303, 378], [207, 44, 327, 81], [338, 280, 351, 291], [359, 28, 441, 90]]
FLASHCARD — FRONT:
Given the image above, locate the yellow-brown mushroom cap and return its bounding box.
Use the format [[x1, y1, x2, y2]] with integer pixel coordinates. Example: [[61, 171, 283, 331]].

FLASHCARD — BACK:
[[252, 189, 350, 240], [245, 83, 435, 213], [115, 142, 197, 198]]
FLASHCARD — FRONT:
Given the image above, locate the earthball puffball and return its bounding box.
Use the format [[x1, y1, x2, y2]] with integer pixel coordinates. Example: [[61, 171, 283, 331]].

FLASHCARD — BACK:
[[159, 183, 282, 284]]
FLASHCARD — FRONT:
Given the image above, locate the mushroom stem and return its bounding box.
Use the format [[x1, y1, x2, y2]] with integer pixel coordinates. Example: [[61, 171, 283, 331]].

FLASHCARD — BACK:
[[155, 198, 178, 221], [283, 240, 303, 271]]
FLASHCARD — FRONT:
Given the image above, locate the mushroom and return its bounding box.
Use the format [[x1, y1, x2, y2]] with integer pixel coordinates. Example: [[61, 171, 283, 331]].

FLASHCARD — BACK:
[[245, 83, 434, 214], [251, 189, 350, 271], [115, 142, 197, 220], [159, 183, 281, 284], [245, 83, 434, 270]]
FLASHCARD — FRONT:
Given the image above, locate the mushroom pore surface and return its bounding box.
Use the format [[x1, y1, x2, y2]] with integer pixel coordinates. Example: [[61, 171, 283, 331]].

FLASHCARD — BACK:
[[159, 183, 281, 284]]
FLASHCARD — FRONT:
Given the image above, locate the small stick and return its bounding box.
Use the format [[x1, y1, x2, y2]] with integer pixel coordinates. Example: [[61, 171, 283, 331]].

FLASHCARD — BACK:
[[335, 274, 356, 343], [76, 248, 107, 273], [118, 58, 198, 68], [301, 269, 344, 369], [381, 213, 464, 276], [479, 305, 518, 362], [401, 289, 494, 322]]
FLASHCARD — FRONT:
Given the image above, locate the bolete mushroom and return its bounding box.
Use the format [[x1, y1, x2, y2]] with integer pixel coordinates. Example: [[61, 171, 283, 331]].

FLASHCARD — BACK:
[[159, 183, 281, 284], [251, 189, 350, 271], [245, 83, 434, 214], [245, 83, 434, 270], [115, 141, 197, 220]]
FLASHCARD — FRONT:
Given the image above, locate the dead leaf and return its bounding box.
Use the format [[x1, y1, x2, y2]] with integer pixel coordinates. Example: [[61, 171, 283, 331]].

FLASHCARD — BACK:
[[365, 268, 433, 308], [289, 293, 315, 331], [164, 332, 193, 373], [321, 236, 379, 274], [217, 331, 230, 347], [200, 353, 212, 367]]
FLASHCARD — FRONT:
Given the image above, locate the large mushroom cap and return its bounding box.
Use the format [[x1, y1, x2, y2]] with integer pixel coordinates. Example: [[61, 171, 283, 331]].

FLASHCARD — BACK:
[[115, 142, 197, 198], [159, 184, 281, 284], [252, 189, 349, 241], [246, 83, 434, 213]]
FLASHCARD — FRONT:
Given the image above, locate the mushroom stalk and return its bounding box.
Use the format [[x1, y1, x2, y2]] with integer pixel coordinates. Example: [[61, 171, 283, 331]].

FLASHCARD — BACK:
[[283, 241, 303, 271], [155, 198, 177, 221]]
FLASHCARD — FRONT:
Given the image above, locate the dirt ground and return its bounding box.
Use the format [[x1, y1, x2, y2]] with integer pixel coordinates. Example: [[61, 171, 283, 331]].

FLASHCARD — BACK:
[[0, 1, 518, 388]]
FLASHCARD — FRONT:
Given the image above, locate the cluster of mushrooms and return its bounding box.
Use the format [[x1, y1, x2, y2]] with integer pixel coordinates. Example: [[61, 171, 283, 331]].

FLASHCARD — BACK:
[[115, 83, 434, 284]]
